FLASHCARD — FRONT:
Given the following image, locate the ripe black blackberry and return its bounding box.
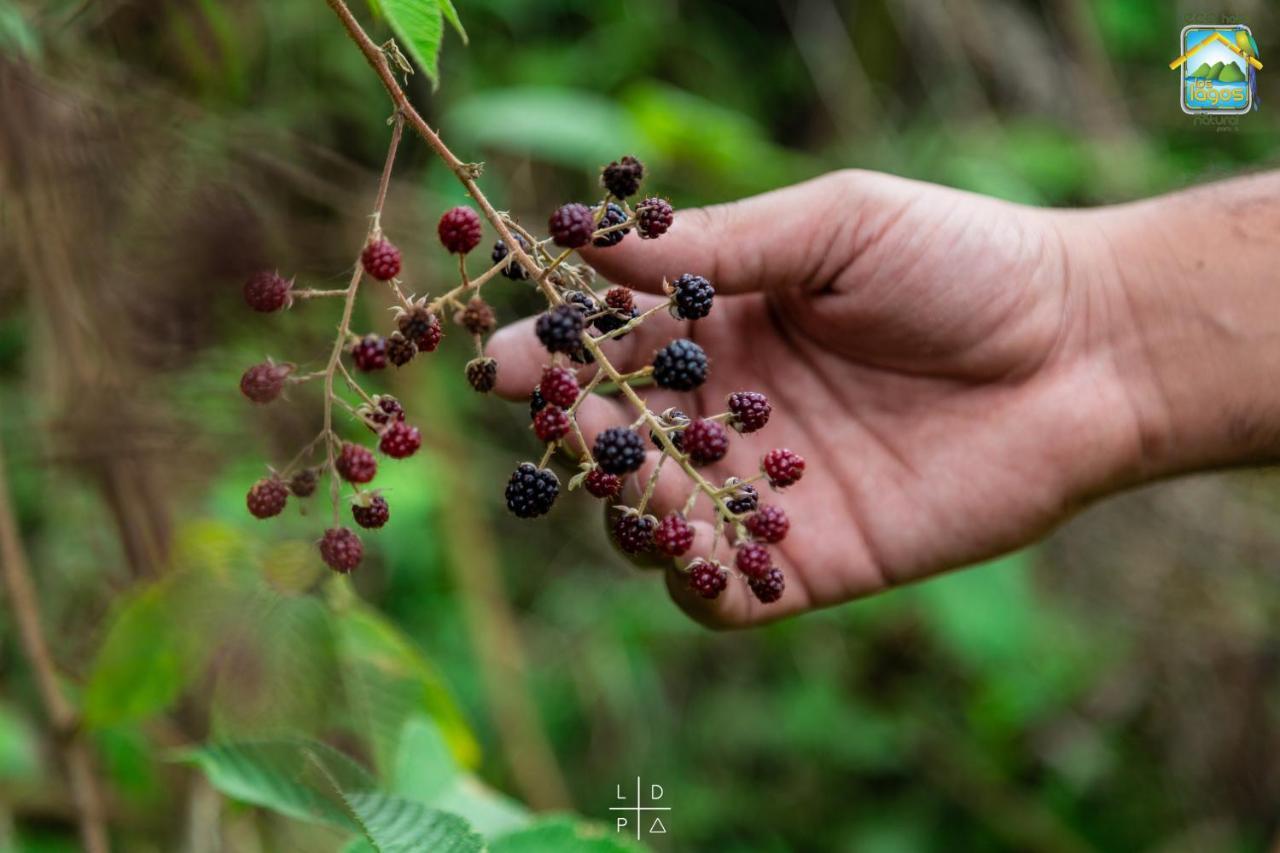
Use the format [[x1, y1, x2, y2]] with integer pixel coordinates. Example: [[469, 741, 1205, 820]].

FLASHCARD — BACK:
[[319, 527, 363, 573], [379, 421, 421, 459], [458, 297, 496, 336], [533, 405, 570, 442], [368, 395, 405, 428], [727, 391, 771, 434], [670, 274, 714, 320], [601, 155, 644, 199], [465, 357, 498, 393], [593, 427, 646, 475], [584, 468, 621, 499], [539, 366, 579, 409], [748, 567, 785, 604], [687, 559, 728, 600], [636, 197, 673, 239], [505, 463, 559, 518], [336, 443, 378, 483], [535, 304, 586, 354], [683, 418, 729, 466], [397, 307, 442, 353], [240, 362, 293, 404], [361, 238, 401, 281], [735, 542, 772, 579], [725, 482, 759, 515], [352, 494, 390, 529], [592, 202, 630, 248], [548, 202, 594, 249], [650, 409, 688, 453], [612, 511, 656, 554], [746, 505, 789, 543], [289, 468, 319, 498], [653, 512, 694, 557], [763, 448, 805, 488], [492, 233, 531, 281], [652, 339, 708, 391], [529, 387, 547, 418], [247, 477, 289, 519], [351, 334, 388, 371], [244, 271, 292, 312], [437, 205, 483, 255]]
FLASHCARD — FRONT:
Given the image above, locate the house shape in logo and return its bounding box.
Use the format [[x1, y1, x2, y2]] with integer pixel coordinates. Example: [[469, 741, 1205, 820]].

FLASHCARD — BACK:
[[1170, 26, 1261, 114]]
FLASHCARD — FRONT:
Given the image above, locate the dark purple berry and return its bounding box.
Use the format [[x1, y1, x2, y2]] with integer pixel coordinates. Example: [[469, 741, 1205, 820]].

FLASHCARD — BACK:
[[548, 203, 594, 249], [683, 418, 729, 466], [246, 477, 288, 519], [465, 357, 498, 393], [636, 197, 673, 239], [336, 443, 377, 484], [492, 233, 531, 281], [539, 366, 579, 409], [725, 482, 759, 515], [688, 559, 728, 599], [351, 334, 388, 372], [437, 206, 483, 255], [288, 468, 319, 498], [535, 304, 586, 355], [533, 405, 571, 442], [613, 511, 656, 554], [593, 427, 646, 476], [319, 527, 363, 573], [727, 391, 771, 434], [529, 387, 547, 418], [243, 271, 292, 312], [352, 494, 390, 529], [458, 297, 496, 336], [397, 307, 442, 353], [746, 505, 789, 543], [361, 238, 401, 281], [652, 339, 708, 391], [379, 421, 421, 459], [584, 469, 622, 499], [505, 463, 559, 518], [240, 362, 293, 404], [748, 567, 785, 604], [650, 409, 688, 453], [601, 155, 645, 199], [653, 513, 695, 557], [670, 274, 714, 320], [592, 202, 630, 248], [763, 448, 805, 488], [735, 542, 772, 579]]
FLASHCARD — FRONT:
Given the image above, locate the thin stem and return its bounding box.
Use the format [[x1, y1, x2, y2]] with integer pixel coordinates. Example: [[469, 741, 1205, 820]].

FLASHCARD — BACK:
[[294, 288, 349, 299]]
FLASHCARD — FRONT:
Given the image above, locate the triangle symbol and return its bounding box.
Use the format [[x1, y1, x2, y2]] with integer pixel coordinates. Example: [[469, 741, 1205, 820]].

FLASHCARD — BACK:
[[650, 817, 667, 834]]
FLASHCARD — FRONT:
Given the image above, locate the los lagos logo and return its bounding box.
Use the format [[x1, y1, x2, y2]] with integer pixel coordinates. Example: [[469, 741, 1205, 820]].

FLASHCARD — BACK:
[[1171, 25, 1261, 115]]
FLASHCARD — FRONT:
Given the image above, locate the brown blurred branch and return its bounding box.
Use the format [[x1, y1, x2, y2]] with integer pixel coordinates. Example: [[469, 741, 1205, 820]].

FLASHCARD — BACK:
[[0, 435, 109, 853]]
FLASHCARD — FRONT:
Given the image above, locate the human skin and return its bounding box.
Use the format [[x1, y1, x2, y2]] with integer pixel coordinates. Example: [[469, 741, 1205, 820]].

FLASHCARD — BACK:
[[488, 169, 1280, 628]]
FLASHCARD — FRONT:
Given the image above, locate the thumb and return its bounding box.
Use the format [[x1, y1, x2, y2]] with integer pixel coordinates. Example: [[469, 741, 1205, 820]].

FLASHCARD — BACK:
[[580, 170, 863, 295]]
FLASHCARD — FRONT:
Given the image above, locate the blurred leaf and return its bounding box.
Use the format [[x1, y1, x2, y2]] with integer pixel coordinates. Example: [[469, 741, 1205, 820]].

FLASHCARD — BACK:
[[347, 792, 483, 852], [382, 0, 444, 87], [490, 817, 645, 852], [0, 702, 38, 781], [0, 1, 38, 60]]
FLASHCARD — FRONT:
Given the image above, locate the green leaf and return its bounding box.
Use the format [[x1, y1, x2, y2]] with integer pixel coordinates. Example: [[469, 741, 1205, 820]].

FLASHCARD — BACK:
[[491, 817, 646, 852], [382, 0, 444, 87], [0, 1, 39, 60], [347, 792, 483, 853], [438, 0, 467, 44]]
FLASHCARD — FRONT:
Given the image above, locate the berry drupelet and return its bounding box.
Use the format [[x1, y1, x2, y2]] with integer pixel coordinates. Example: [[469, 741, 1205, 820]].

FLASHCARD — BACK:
[[361, 237, 401, 281], [336, 443, 378, 483], [535, 304, 586, 354], [533, 405, 571, 442], [592, 202, 630, 248], [244, 271, 292, 312], [593, 427, 647, 475], [539, 366, 579, 409], [506, 463, 559, 518], [687, 560, 728, 600], [746, 505, 790, 543], [683, 418, 729, 466], [319, 527, 363, 573], [670, 274, 714, 320], [492, 233, 531, 281], [584, 468, 622, 499], [763, 448, 806, 488], [601, 155, 645, 199], [379, 421, 422, 459], [240, 362, 293, 404], [437, 205, 483, 255], [548, 202, 595, 249], [748, 567, 786, 603], [636, 197, 674, 239], [247, 477, 289, 519], [727, 391, 771, 434], [352, 494, 390, 529], [653, 512, 695, 557], [613, 511, 656, 554], [397, 307, 442, 353], [652, 339, 708, 391], [465, 357, 498, 393], [734, 542, 772, 579], [351, 334, 388, 371]]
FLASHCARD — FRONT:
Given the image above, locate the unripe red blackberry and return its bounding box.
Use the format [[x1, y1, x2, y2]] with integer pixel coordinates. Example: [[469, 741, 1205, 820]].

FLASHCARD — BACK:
[[727, 391, 771, 434], [529, 387, 547, 418], [361, 237, 401, 281], [763, 448, 805, 488], [533, 405, 571, 442], [650, 409, 688, 453], [505, 462, 559, 518], [246, 477, 289, 519], [683, 418, 729, 466], [289, 468, 319, 498], [612, 511, 656, 555], [584, 468, 622, 499], [319, 526, 363, 573], [593, 427, 647, 475], [548, 202, 594, 249], [687, 559, 728, 599], [748, 567, 785, 604], [535, 304, 586, 354], [539, 366, 579, 409], [240, 362, 293, 404], [386, 332, 416, 367], [591, 202, 630, 248], [465, 357, 498, 393], [636, 197, 674, 239], [243, 271, 292, 312], [601, 155, 645, 199], [351, 334, 388, 372], [336, 442, 378, 483], [725, 481, 758, 515], [458, 297, 496, 336], [605, 286, 635, 314], [352, 494, 390, 529], [379, 421, 421, 459], [437, 205, 483, 255], [670, 274, 714, 320], [492, 233, 531, 281], [653, 512, 695, 557], [734, 541, 772, 579], [746, 505, 789, 543], [652, 339, 708, 391], [397, 307, 443, 352]]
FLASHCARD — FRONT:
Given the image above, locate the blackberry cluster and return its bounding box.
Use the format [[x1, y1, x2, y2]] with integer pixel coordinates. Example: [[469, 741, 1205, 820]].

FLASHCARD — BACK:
[[379, 422, 422, 459], [652, 339, 708, 391], [361, 238, 401, 281], [687, 560, 728, 599], [506, 463, 559, 518], [465, 357, 498, 393], [244, 271, 292, 312], [548, 203, 595, 249], [535, 304, 586, 354], [386, 332, 417, 367], [240, 362, 292, 404], [602, 155, 644, 198], [437, 206, 483, 255], [670, 274, 714, 321], [636, 198, 674, 239], [351, 334, 388, 371], [613, 512, 656, 554], [458, 297, 496, 336], [398, 307, 443, 352], [320, 527, 363, 573], [352, 494, 390, 529], [683, 418, 729, 466], [592, 203, 630, 248], [728, 391, 771, 433], [593, 428, 647, 476], [336, 443, 378, 483], [247, 478, 289, 519]]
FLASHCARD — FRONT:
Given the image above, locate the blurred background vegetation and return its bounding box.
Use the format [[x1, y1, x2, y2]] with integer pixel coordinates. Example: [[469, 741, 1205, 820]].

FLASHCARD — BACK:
[[1, 0, 1279, 850]]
